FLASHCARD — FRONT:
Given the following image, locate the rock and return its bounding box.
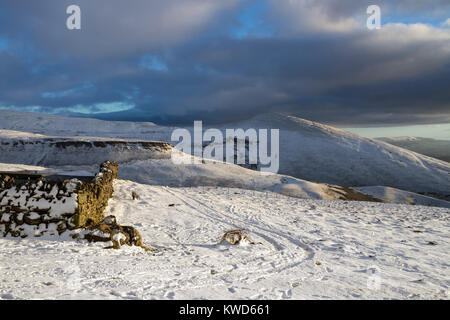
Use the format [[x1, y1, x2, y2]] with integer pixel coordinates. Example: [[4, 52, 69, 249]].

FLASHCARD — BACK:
[[80, 215, 148, 250], [131, 191, 140, 200], [220, 230, 253, 245], [23, 212, 42, 225], [56, 222, 67, 235], [102, 215, 117, 225], [121, 225, 144, 247]]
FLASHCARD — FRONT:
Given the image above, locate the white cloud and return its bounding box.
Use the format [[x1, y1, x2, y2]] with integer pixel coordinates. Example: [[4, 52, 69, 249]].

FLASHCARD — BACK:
[[443, 18, 450, 28]]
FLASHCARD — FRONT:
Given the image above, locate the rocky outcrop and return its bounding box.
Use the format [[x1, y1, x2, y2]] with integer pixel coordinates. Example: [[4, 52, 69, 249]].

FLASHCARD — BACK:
[[77, 215, 150, 250], [0, 136, 173, 166]]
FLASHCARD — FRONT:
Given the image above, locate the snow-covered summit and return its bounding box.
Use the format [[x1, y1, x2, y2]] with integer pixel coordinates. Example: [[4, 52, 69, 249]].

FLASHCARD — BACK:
[[220, 113, 450, 196]]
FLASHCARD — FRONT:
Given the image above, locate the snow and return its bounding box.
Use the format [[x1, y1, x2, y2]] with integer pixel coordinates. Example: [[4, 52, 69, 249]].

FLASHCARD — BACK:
[[0, 180, 449, 299], [0, 162, 95, 177], [220, 113, 450, 195], [0, 129, 172, 166], [0, 110, 449, 300], [379, 137, 450, 163], [0, 110, 171, 140], [0, 181, 78, 220], [118, 158, 347, 201], [0, 111, 448, 196], [356, 186, 450, 209]]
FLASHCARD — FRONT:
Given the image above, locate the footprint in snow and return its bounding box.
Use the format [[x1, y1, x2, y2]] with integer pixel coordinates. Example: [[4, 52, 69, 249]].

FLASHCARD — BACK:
[[165, 291, 175, 299]]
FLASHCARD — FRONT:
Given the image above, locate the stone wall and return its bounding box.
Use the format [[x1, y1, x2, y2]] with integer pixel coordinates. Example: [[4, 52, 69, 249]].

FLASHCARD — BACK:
[[0, 174, 80, 238], [0, 161, 118, 238], [75, 161, 118, 227]]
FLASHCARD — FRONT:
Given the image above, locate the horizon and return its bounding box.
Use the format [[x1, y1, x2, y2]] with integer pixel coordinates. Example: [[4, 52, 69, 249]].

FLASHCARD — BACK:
[[1, 1, 450, 139], [2, 108, 450, 141]]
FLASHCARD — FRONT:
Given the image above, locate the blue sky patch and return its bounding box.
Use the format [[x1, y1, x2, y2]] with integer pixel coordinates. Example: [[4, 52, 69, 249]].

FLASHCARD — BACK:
[[0, 37, 8, 51], [230, 0, 274, 39], [140, 55, 168, 71]]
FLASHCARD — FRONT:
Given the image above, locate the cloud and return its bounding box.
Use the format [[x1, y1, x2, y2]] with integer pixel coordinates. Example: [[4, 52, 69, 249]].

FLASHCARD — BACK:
[[140, 55, 168, 71], [0, 0, 450, 126], [443, 18, 450, 27], [41, 82, 94, 99], [0, 101, 134, 115]]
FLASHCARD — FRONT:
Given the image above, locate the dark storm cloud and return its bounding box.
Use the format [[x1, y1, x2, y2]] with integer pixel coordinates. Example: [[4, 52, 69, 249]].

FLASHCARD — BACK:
[[0, 0, 450, 126]]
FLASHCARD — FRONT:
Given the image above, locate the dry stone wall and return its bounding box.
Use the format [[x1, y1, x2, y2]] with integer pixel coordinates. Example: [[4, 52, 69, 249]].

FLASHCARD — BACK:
[[0, 174, 81, 238], [75, 161, 118, 227], [0, 161, 118, 239]]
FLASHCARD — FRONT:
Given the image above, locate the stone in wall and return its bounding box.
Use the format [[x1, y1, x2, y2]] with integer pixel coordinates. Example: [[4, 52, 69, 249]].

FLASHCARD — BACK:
[[74, 161, 118, 227], [0, 175, 80, 238]]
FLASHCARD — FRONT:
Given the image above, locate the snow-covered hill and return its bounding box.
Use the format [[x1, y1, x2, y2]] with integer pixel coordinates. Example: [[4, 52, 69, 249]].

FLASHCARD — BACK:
[[0, 110, 448, 197], [1, 181, 448, 300], [220, 114, 450, 196], [356, 186, 450, 209], [0, 130, 172, 166], [0, 110, 172, 140], [379, 137, 450, 163], [0, 158, 381, 203]]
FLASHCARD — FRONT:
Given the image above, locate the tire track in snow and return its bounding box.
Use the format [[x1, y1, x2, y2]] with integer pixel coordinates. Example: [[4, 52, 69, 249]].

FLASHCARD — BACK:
[[162, 187, 315, 267]]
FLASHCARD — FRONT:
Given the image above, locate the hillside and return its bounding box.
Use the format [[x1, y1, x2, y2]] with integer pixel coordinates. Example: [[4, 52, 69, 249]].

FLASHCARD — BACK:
[[0, 130, 172, 166], [379, 137, 450, 163], [0, 110, 449, 197], [220, 114, 450, 196]]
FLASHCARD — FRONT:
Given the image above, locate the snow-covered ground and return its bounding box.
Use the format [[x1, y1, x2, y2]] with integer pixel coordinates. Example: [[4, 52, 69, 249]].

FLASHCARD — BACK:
[[356, 186, 450, 209], [1, 110, 449, 196], [1, 110, 449, 300], [1, 180, 449, 300]]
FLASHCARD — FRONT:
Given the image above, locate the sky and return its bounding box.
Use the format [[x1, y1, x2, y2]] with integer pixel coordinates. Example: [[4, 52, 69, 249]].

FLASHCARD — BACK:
[[345, 123, 450, 140], [0, 0, 450, 138]]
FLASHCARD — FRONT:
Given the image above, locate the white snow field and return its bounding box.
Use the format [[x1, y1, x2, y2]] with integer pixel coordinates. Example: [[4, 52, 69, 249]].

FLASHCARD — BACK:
[[356, 186, 450, 209], [379, 137, 450, 163], [0, 180, 449, 300], [0, 110, 449, 196]]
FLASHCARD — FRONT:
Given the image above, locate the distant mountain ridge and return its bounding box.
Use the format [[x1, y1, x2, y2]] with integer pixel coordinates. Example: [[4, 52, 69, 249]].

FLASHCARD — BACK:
[[0, 110, 449, 198], [378, 136, 450, 163]]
